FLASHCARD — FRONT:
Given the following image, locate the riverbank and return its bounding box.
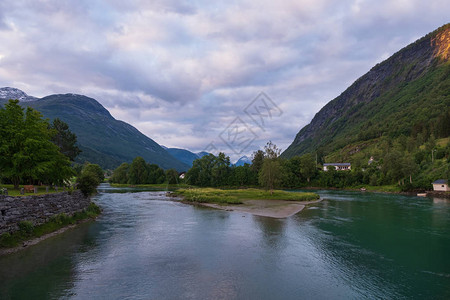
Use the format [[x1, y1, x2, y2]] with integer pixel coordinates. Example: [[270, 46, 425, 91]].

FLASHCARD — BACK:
[[0, 218, 95, 256], [0, 202, 101, 255]]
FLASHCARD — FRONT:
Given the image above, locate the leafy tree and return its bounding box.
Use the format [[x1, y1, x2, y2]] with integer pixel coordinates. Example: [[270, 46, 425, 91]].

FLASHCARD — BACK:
[[147, 163, 166, 184], [128, 157, 148, 184], [299, 153, 316, 182], [82, 163, 104, 183], [0, 100, 73, 188], [166, 169, 179, 184], [50, 118, 81, 161], [110, 163, 129, 184], [77, 170, 100, 196], [211, 152, 231, 186], [259, 141, 282, 194], [251, 150, 265, 173]]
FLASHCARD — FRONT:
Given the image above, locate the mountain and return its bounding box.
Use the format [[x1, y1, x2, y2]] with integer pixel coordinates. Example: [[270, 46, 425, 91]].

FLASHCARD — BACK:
[[283, 24, 450, 159], [166, 148, 201, 167], [196, 151, 209, 158], [0, 87, 38, 102], [165, 148, 213, 167], [0, 92, 190, 171], [234, 155, 252, 166]]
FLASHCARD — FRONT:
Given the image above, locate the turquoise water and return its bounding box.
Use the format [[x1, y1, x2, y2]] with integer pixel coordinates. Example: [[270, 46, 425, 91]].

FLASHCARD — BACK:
[[0, 185, 449, 299]]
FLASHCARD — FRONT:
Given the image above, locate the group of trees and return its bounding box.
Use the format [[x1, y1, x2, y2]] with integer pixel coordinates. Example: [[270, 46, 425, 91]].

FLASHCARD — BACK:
[[109, 156, 179, 185], [184, 137, 449, 192], [0, 100, 80, 188]]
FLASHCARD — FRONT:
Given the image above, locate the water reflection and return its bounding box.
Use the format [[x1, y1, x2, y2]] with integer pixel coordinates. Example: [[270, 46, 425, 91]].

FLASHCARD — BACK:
[[0, 222, 95, 299]]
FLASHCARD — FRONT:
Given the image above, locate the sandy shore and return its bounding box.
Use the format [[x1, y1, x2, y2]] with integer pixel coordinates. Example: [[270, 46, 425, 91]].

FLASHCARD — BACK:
[[196, 198, 323, 218]]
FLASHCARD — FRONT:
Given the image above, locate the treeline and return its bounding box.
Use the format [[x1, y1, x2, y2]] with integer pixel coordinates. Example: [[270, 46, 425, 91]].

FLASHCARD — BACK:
[[109, 157, 179, 185], [185, 138, 450, 191]]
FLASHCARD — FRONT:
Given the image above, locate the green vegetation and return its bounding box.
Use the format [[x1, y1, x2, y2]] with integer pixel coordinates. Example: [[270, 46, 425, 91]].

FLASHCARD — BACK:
[[76, 163, 104, 196], [0, 203, 101, 248], [0, 100, 75, 189], [281, 25, 449, 191], [258, 141, 282, 194], [0, 184, 67, 196], [110, 157, 167, 185], [175, 188, 319, 204]]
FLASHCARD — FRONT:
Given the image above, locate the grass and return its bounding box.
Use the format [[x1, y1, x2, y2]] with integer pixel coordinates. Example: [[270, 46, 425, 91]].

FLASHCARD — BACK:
[[0, 184, 65, 196], [175, 188, 320, 204], [0, 202, 101, 249]]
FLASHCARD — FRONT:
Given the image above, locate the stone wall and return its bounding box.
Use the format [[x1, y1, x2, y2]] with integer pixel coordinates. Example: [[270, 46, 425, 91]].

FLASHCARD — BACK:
[[0, 190, 90, 235]]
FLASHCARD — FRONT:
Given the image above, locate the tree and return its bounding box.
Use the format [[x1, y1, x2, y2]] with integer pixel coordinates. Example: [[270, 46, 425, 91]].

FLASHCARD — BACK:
[[258, 141, 282, 194], [77, 169, 101, 196], [110, 163, 130, 184], [0, 100, 73, 188], [251, 150, 265, 173], [82, 163, 104, 183], [166, 169, 179, 184], [147, 163, 165, 184], [299, 154, 316, 183], [50, 118, 81, 161], [211, 152, 231, 186], [128, 157, 148, 184]]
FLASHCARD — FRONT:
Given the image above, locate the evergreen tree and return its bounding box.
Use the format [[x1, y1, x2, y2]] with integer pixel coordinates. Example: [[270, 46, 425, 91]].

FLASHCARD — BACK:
[[50, 118, 81, 161]]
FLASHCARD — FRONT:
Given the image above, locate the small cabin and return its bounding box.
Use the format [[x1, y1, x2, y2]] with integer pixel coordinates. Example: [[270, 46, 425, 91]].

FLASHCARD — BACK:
[[179, 172, 186, 179], [432, 179, 449, 192], [323, 163, 351, 171]]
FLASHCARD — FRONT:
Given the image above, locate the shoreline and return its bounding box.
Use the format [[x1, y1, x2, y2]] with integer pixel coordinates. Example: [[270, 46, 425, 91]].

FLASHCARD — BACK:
[[183, 198, 323, 218], [0, 218, 94, 256]]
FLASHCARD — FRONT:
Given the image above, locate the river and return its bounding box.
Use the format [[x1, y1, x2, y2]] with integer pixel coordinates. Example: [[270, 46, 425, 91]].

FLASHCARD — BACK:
[[0, 184, 449, 299]]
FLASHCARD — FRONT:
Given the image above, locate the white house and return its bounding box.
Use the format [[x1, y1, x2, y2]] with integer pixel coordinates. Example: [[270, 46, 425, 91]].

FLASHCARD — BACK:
[[432, 179, 449, 192], [323, 163, 351, 171]]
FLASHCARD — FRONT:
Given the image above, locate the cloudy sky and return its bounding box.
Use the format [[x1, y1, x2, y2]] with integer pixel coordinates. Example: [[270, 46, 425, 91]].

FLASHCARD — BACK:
[[0, 1, 448, 161]]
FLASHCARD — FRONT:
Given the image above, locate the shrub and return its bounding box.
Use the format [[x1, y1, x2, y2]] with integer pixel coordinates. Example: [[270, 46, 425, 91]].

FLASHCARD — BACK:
[[77, 171, 100, 196], [18, 221, 34, 236]]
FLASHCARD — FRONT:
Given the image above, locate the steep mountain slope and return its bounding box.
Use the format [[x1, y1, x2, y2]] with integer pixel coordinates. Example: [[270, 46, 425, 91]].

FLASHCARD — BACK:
[[0, 93, 189, 171], [283, 24, 450, 158]]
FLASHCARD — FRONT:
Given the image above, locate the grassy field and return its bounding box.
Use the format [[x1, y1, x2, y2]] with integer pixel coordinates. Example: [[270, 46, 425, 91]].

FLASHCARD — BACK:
[[0, 184, 67, 196], [0, 203, 101, 249], [175, 188, 320, 204]]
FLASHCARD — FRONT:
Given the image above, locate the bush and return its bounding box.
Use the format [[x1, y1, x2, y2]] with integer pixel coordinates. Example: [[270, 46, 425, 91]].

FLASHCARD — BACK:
[[77, 171, 100, 196], [18, 221, 34, 236]]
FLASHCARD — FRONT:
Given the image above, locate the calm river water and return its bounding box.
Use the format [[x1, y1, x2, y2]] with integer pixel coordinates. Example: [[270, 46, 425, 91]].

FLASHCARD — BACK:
[[0, 184, 449, 299]]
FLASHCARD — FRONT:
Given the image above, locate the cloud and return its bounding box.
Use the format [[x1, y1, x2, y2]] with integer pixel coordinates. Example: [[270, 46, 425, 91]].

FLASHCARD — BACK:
[[0, 0, 448, 160]]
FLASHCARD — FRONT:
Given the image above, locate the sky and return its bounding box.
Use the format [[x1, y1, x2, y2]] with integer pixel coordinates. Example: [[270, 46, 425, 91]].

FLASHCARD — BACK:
[[0, 0, 448, 162]]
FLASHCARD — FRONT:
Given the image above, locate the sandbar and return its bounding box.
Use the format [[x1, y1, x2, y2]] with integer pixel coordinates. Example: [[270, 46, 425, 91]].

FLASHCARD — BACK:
[[196, 198, 322, 218]]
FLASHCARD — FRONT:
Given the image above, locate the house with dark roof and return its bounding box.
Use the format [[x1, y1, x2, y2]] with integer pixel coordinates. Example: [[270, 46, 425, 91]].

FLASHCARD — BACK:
[[323, 163, 351, 171], [432, 179, 449, 192]]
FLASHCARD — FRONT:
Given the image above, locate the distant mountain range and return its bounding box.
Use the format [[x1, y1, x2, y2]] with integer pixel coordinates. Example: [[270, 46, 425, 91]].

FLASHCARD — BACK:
[[0, 89, 190, 171], [234, 155, 252, 166], [282, 23, 450, 159], [165, 148, 210, 167]]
